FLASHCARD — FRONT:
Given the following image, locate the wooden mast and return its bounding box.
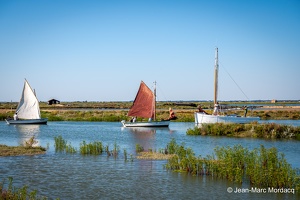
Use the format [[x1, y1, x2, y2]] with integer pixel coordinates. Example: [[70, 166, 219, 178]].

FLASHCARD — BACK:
[[214, 48, 219, 105], [153, 81, 156, 121]]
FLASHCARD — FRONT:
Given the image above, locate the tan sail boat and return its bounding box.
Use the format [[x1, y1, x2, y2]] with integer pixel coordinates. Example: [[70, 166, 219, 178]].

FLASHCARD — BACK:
[[121, 81, 170, 127]]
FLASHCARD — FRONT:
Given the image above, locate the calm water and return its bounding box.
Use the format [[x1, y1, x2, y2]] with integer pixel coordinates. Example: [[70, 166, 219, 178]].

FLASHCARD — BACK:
[[0, 121, 299, 199]]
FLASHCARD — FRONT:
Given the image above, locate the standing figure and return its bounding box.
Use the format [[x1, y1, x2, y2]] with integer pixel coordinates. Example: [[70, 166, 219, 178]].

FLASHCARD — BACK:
[[13, 112, 18, 120], [213, 103, 220, 115], [244, 106, 248, 117], [168, 108, 177, 120]]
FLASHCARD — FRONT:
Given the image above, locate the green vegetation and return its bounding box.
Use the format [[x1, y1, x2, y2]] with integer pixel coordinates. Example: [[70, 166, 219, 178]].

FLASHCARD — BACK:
[[0, 177, 48, 200], [0, 137, 46, 157], [186, 122, 300, 139], [135, 144, 144, 153], [164, 139, 300, 191], [54, 136, 121, 157], [80, 141, 103, 155], [1, 101, 299, 121]]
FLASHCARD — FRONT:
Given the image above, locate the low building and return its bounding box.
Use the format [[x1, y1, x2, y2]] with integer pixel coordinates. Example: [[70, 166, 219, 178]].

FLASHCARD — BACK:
[[48, 99, 60, 105], [271, 99, 277, 103]]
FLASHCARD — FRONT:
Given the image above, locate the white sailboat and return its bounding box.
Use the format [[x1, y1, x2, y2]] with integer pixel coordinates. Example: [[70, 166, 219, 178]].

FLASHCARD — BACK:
[[5, 79, 48, 125], [194, 48, 260, 124], [121, 81, 170, 127]]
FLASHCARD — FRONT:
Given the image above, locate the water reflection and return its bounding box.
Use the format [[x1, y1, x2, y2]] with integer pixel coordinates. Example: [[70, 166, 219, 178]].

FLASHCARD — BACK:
[[126, 127, 157, 151], [14, 125, 41, 146]]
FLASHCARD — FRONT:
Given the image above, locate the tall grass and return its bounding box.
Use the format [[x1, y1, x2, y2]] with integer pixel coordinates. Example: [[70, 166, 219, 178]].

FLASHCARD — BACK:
[[54, 135, 76, 153], [54, 135, 67, 152], [0, 177, 47, 200], [80, 141, 103, 155], [164, 139, 300, 191]]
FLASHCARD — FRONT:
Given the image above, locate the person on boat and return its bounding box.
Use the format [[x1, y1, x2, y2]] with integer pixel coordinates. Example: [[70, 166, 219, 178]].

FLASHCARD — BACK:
[[168, 108, 177, 120], [244, 106, 248, 117], [213, 103, 220, 115], [197, 105, 208, 114], [13, 112, 18, 120], [130, 117, 137, 123]]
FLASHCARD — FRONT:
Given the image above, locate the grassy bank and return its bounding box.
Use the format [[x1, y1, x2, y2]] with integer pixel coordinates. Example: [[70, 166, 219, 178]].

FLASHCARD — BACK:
[[186, 122, 300, 140], [0, 137, 46, 157], [1, 101, 299, 122]]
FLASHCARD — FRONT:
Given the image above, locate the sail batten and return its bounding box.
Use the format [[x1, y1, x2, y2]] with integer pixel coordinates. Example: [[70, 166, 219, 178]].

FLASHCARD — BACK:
[[16, 80, 41, 119], [127, 81, 154, 119]]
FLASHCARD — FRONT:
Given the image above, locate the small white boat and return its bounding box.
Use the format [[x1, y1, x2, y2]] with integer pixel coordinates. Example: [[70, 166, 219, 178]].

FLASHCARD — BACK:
[[195, 48, 260, 124], [6, 79, 48, 125], [121, 81, 170, 128]]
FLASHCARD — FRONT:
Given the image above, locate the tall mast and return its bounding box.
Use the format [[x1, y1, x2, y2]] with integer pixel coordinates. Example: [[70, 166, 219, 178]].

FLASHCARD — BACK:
[[153, 81, 156, 120], [214, 47, 219, 105]]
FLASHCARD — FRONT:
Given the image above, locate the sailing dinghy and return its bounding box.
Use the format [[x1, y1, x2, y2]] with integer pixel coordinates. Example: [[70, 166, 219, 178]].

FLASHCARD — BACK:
[[194, 48, 260, 124], [121, 81, 170, 127], [5, 79, 48, 125]]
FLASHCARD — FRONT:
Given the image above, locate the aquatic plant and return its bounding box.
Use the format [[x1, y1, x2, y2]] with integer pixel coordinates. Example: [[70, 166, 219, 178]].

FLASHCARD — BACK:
[[80, 141, 103, 155], [164, 139, 300, 191], [135, 144, 144, 153], [124, 149, 128, 162], [0, 177, 47, 200], [65, 142, 77, 154], [54, 135, 67, 152]]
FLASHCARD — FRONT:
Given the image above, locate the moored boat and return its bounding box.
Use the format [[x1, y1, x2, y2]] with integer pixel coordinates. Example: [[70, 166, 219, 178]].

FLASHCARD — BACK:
[[121, 81, 170, 128], [195, 48, 260, 124], [6, 79, 48, 125]]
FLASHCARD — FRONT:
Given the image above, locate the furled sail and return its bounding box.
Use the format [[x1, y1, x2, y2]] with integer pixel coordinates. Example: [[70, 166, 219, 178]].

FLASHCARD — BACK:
[[16, 79, 41, 119], [127, 81, 155, 119]]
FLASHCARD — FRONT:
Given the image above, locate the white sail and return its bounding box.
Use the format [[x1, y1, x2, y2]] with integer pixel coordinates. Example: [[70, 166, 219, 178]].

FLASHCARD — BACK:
[[16, 79, 41, 119]]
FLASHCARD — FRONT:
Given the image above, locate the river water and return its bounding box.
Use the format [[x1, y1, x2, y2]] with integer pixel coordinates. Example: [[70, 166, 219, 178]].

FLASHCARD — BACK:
[[0, 121, 299, 199]]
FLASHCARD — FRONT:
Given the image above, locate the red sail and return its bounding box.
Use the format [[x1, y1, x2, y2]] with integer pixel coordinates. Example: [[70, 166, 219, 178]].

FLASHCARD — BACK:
[[127, 81, 154, 119]]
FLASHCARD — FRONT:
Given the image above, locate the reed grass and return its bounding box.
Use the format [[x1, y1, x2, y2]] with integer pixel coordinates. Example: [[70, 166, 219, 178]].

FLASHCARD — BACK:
[[187, 122, 300, 139], [54, 136, 67, 152], [0, 177, 47, 200], [80, 141, 103, 155], [135, 144, 144, 153], [164, 139, 300, 191]]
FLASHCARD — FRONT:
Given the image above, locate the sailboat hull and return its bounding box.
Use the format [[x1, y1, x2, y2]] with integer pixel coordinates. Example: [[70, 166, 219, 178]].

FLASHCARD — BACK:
[[121, 120, 170, 127], [195, 112, 259, 124], [5, 118, 48, 125]]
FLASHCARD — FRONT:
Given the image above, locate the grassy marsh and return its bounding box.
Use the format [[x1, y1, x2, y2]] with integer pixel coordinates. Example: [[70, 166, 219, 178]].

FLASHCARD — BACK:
[[1, 101, 299, 122], [163, 139, 300, 191], [187, 122, 300, 140]]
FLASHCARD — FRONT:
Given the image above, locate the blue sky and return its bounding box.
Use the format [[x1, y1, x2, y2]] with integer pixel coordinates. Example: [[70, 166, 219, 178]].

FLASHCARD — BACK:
[[0, 0, 299, 102]]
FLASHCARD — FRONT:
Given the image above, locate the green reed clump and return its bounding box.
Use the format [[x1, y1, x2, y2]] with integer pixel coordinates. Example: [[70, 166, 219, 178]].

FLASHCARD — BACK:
[[124, 149, 127, 162], [80, 141, 103, 155], [245, 145, 300, 189], [0, 177, 47, 200], [165, 139, 300, 191], [112, 141, 119, 157], [166, 138, 178, 154], [65, 143, 77, 153], [213, 145, 248, 183], [54, 135, 67, 152], [135, 144, 144, 153]]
